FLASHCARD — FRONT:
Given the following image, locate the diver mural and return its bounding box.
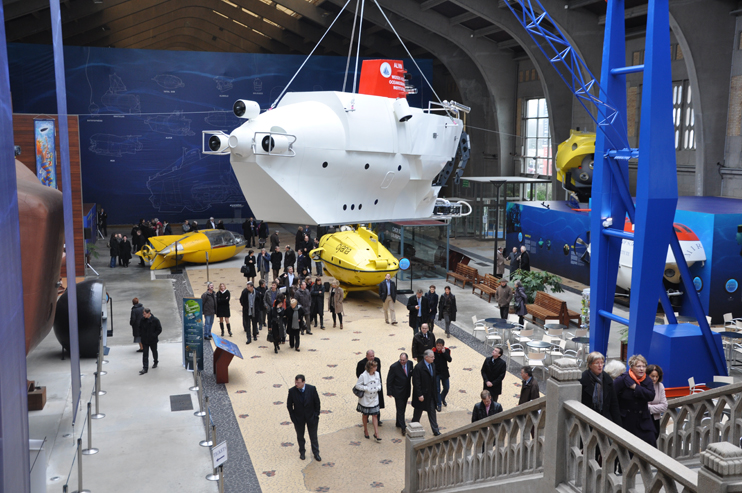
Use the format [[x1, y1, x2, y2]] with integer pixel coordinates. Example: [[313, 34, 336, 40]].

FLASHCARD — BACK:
[[8, 44, 433, 224]]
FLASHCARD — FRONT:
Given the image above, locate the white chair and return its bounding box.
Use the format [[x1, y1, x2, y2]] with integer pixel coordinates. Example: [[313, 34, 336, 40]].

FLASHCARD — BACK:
[[713, 375, 734, 384], [724, 313, 742, 331], [507, 313, 521, 324], [688, 376, 705, 395], [526, 352, 548, 379], [486, 327, 503, 348], [547, 328, 564, 343], [507, 341, 525, 365], [472, 315, 487, 340], [513, 327, 534, 344]]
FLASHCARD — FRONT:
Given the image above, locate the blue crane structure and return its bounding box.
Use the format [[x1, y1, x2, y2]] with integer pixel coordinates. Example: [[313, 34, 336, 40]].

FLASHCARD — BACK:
[[503, 0, 726, 386]]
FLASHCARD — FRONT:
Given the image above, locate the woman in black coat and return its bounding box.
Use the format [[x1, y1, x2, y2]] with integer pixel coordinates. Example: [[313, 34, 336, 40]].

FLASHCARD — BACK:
[[310, 277, 325, 329], [120, 235, 132, 267], [269, 293, 286, 353], [243, 250, 257, 284], [437, 286, 457, 338], [216, 283, 232, 337], [579, 352, 622, 425], [284, 298, 306, 351], [613, 354, 656, 447]]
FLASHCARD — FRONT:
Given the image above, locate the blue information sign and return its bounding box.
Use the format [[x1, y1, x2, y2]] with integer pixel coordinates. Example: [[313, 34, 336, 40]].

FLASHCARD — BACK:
[[183, 298, 204, 371], [210, 333, 244, 360]]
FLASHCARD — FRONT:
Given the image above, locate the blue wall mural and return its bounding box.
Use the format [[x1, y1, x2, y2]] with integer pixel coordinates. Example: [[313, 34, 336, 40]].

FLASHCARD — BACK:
[[8, 43, 433, 225]]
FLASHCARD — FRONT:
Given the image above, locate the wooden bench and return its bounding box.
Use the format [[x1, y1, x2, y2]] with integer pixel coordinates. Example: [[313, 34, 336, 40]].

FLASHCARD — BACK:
[[446, 263, 480, 289], [472, 273, 500, 303], [526, 291, 579, 326]]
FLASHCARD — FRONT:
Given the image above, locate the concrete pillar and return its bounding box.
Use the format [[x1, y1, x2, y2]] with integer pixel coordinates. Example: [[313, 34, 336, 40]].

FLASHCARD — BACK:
[[697, 442, 742, 491], [541, 358, 583, 493], [403, 422, 426, 493]]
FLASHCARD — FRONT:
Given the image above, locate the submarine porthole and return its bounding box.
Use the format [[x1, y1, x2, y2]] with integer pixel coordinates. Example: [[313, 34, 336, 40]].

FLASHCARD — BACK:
[[351, 204, 355, 210], [322, 162, 328, 168], [343, 204, 347, 210], [359, 204, 362, 210], [364, 163, 370, 169], [374, 199, 378, 205], [397, 165, 402, 171]]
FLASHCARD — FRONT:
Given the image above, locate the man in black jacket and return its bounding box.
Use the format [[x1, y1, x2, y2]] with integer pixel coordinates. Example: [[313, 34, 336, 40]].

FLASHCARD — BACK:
[[407, 289, 429, 334], [411, 350, 440, 436], [138, 308, 162, 375], [411, 324, 435, 363], [471, 390, 503, 422], [387, 352, 413, 435], [286, 374, 321, 461], [519, 246, 530, 272], [283, 246, 296, 273], [356, 350, 384, 425], [481, 347, 507, 402], [378, 273, 397, 325], [270, 247, 283, 282], [243, 217, 256, 247], [239, 282, 259, 344]]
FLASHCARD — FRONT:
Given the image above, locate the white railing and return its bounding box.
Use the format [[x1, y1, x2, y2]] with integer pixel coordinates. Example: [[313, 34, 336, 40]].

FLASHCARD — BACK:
[[564, 400, 698, 493], [412, 397, 546, 492], [660, 381, 742, 461]]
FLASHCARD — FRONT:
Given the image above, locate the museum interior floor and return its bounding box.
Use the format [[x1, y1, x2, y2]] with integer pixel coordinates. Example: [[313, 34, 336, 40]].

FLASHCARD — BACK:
[[27, 223, 692, 492]]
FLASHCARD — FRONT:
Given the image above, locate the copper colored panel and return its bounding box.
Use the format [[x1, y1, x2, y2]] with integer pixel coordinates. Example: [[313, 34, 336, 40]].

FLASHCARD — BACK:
[[16, 159, 65, 354]]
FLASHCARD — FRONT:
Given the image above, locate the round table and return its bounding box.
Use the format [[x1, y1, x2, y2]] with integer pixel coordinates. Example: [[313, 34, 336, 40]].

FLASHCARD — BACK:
[[718, 331, 742, 372], [484, 318, 511, 327], [545, 323, 567, 330], [706, 381, 731, 389], [526, 340, 552, 350]]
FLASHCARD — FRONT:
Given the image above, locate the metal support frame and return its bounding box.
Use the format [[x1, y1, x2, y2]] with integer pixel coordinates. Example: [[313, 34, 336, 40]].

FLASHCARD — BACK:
[[504, 0, 726, 377]]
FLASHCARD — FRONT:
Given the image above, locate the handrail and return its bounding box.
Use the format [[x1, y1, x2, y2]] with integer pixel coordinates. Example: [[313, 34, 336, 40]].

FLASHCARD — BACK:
[[563, 400, 698, 490], [413, 396, 546, 450], [667, 381, 742, 407]]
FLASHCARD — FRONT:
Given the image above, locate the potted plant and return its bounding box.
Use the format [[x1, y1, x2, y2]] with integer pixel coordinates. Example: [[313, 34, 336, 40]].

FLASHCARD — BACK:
[[509, 270, 563, 304]]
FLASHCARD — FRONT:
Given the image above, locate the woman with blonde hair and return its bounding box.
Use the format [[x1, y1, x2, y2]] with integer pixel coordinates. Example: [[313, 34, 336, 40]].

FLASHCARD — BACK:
[[355, 359, 382, 441], [216, 282, 232, 336], [614, 354, 656, 447], [328, 280, 344, 329]]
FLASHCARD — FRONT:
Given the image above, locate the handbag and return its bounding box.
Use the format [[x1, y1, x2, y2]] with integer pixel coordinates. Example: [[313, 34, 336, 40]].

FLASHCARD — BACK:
[[352, 386, 365, 398], [267, 331, 274, 343], [240, 264, 248, 275]]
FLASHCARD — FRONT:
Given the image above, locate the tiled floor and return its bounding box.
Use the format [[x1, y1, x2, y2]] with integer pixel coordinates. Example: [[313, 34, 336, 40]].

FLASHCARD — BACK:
[[186, 267, 524, 492]]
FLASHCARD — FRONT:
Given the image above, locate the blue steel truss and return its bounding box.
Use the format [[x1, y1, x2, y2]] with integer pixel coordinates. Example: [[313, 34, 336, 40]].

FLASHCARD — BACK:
[[503, 0, 726, 376]]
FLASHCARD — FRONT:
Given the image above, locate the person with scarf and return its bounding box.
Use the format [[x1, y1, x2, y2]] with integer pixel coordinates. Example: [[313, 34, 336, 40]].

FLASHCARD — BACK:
[[613, 354, 656, 447], [579, 351, 621, 426]]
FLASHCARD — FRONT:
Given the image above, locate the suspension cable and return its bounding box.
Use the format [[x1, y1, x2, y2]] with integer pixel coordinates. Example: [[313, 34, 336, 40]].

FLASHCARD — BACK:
[[351, 0, 366, 94], [342, 0, 361, 93], [270, 0, 354, 109]]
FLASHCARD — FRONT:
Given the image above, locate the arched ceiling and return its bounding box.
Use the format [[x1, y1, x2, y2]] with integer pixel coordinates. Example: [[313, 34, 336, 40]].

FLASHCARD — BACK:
[[3, 0, 649, 61]]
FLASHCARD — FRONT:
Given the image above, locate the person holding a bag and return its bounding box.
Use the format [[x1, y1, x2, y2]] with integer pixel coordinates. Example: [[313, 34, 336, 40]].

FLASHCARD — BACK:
[[355, 360, 382, 441], [285, 298, 306, 352], [513, 279, 528, 325], [269, 293, 286, 353], [242, 250, 257, 285]]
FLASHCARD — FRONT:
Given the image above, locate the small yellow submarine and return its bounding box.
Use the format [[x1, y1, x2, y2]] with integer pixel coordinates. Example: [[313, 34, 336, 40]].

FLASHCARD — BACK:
[[310, 226, 399, 294], [137, 229, 247, 270], [556, 129, 596, 202]]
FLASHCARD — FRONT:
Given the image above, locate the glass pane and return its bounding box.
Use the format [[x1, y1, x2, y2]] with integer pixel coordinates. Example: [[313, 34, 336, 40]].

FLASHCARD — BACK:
[[683, 130, 689, 149], [685, 108, 691, 127], [677, 85, 683, 105], [687, 84, 692, 104], [538, 98, 548, 117], [527, 99, 539, 118], [525, 138, 537, 157], [526, 119, 538, 139], [525, 157, 536, 174], [537, 138, 550, 157], [690, 130, 695, 148], [691, 108, 695, 126], [673, 85, 679, 104], [538, 118, 550, 138], [675, 130, 679, 149]]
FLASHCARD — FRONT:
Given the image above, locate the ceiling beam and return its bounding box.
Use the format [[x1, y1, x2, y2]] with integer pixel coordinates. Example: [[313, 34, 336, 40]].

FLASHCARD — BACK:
[[420, 0, 448, 11], [143, 34, 227, 52], [473, 24, 502, 37], [599, 4, 647, 24], [568, 0, 604, 9], [121, 26, 244, 52], [106, 17, 280, 54], [450, 11, 478, 25]]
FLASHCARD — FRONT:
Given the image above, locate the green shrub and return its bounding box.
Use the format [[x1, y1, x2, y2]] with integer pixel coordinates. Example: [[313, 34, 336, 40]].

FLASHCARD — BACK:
[[509, 270, 563, 304]]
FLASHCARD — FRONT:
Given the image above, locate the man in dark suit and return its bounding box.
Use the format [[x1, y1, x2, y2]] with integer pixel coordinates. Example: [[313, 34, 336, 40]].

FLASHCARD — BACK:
[[519, 246, 530, 271], [411, 350, 441, 436], [407, 289, 429, 334], [378, 273, 398, 325], [411, 324, 435, 363], [284, 245, 296, 273], [471, 390, 503, 422], [356, 349, 385, 425], [387, 352, 413, 435], [481, 347, 507, 402], [286, 374, 321, 461], [138, 308, 162, 375]]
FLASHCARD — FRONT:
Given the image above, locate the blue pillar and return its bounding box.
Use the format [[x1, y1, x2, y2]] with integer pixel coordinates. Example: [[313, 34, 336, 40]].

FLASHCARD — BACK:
[[0, 1, 31, 490]]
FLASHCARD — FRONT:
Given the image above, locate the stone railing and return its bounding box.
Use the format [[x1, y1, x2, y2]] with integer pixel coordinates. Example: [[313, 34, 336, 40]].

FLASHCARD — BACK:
[[405, 397, 546, 492], [563, 399, 698, 492], [660, 381, 742, 461], [404, 359, 742, 493]]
